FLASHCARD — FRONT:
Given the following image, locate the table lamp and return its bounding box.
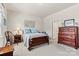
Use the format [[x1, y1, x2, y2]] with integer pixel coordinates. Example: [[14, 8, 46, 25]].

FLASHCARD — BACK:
[[16, 27, 22, 35]]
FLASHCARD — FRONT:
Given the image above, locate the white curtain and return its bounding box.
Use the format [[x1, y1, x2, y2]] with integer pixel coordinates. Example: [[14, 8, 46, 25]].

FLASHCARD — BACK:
[[0, 12, 2, 35]]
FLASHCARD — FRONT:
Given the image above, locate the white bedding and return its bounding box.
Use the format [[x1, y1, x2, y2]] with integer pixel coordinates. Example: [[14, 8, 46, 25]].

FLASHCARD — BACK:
[[23, 33, 48, 48]]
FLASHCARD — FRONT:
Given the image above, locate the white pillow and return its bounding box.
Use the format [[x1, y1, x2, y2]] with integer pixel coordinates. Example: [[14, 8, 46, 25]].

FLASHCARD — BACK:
[[30, 28, 38, 33]]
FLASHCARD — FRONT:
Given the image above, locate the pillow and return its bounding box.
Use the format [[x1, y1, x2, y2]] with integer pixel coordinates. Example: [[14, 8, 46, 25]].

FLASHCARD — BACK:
[[30, 28, 38, 33], [24, 29, 31, 34]]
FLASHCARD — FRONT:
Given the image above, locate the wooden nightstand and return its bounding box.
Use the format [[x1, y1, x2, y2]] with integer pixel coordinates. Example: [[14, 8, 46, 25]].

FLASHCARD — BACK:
[[0, 45, 14, 56], [14, 35, 23, 44]]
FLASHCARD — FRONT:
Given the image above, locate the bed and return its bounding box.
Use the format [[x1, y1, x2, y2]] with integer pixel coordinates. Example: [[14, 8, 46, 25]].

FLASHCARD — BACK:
[[23, 28, 49, 51]]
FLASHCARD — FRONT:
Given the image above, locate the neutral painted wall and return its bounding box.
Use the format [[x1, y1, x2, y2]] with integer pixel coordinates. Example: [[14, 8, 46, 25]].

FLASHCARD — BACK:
[[43, 16, 53, 39], [43, 4, 79, 41], [7, 4, 79, 41], [7, 10, 43, 33]]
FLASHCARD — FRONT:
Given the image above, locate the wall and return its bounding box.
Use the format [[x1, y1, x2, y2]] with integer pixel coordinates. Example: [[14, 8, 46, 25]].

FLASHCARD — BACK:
[[43, 16, 53, 39], [7, 10, 43, 33], [43, 4, 79, 41]]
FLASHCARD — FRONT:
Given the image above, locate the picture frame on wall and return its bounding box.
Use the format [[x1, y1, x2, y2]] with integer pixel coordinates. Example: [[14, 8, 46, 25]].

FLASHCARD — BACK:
[[24, 20, 35, 28], [64, 19, 75, 26]]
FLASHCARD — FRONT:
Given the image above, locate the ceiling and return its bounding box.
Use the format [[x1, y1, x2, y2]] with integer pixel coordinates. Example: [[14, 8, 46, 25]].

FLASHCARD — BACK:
[[5, 3, 77, 17]]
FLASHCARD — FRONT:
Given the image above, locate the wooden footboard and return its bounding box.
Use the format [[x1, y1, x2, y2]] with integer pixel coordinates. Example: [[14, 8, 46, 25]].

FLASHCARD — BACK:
[[28, 36, 49, 51]]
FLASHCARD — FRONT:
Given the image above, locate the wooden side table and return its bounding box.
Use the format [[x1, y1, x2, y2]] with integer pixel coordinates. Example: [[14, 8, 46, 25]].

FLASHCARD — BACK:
[[0, 45, 14, 56], [14, 35, 23, 44]]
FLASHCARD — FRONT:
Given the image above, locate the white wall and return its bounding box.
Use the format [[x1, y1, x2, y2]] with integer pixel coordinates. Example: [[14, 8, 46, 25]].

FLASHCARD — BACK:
[[43, 4, 79, 41], [43, 16, 53, 39], [7, 4, 79, 41], [7, 10, 43, 33]]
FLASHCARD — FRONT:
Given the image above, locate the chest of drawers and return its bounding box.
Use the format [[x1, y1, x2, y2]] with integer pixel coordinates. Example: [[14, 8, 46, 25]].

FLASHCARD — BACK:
[[58, 26, 79, 49]]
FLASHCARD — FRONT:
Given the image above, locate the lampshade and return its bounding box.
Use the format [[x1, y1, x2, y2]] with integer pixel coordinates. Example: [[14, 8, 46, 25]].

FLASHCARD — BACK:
[[16, 27, 20, 31], [16, 27, 22, 35]]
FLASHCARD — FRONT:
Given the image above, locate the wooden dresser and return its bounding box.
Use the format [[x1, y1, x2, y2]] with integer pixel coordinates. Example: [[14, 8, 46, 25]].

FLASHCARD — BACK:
[[58, 26, 79, 49]]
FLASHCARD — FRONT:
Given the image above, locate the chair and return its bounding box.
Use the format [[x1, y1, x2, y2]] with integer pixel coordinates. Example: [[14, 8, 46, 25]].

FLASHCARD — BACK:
[[5, 31, 14, 45]]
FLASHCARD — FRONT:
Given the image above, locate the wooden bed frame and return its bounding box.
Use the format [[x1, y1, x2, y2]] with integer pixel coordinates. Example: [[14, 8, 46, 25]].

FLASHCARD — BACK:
[[28, 36, 49, 51]]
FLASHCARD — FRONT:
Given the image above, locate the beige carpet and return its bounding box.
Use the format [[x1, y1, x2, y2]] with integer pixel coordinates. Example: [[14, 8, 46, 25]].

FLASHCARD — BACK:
[[13, 41, 79, 56]]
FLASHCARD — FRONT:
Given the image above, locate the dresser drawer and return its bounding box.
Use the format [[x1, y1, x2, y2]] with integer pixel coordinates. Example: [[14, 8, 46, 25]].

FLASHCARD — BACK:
[[59, 27, 77, 33], [60, 40, 72, 46], [71, 42, 76, 47]]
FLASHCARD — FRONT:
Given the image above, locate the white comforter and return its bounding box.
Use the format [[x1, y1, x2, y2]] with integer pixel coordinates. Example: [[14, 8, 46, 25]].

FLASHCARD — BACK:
[[23, 33, 47, 48]]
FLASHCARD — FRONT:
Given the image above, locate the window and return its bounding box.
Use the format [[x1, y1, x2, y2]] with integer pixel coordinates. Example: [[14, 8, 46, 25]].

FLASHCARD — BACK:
[[0, 11, 2, 35]]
